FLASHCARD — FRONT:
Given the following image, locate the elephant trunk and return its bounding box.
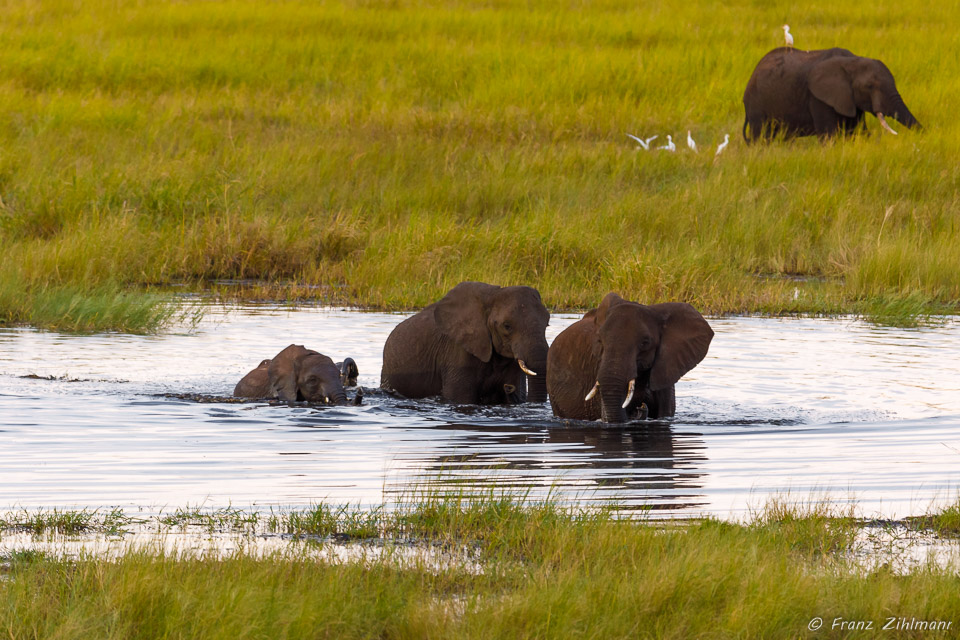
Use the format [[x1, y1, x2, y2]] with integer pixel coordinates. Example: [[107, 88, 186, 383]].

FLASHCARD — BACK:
[[522, 357, 548, 403], [518, 343, 549, 403], [326, 385, 349, 406], [876, 92, 920, 130], [597, 374, 630, 424]]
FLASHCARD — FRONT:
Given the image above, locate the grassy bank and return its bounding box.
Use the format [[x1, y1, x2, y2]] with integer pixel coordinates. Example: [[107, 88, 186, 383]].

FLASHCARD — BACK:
[[2, 0, 959, 331], [3, 496, 960, 639]]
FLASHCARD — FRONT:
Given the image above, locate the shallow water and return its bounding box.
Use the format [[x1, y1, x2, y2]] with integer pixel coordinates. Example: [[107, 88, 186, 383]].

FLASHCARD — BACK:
[[2, 307, 959, 520]]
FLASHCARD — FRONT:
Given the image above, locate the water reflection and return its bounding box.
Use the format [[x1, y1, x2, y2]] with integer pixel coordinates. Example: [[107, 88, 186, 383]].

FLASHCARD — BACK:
[[405, 422, 708, 513], [1, 307, 960, 520]]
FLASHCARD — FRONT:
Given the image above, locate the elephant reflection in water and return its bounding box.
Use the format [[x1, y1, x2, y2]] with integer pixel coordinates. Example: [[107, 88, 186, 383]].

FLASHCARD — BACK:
[[414, 423, 706, 511]]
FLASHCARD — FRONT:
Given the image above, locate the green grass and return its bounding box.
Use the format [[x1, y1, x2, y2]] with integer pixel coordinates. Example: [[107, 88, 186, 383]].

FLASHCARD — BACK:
[[0, 273, 195, 333], [157, 504, 262, 532], [3, 496, 960, 639], [0, 506, 135, 535], [1, 0, 959, 331], [907, 497, 960, 538]]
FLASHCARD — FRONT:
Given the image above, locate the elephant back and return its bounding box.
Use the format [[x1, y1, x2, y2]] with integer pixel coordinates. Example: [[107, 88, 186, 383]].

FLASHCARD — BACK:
[[547, 314, 602, 420]]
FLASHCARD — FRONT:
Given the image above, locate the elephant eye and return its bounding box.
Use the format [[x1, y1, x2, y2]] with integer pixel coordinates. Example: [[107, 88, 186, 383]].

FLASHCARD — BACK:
[[502, 322, 512, 332]]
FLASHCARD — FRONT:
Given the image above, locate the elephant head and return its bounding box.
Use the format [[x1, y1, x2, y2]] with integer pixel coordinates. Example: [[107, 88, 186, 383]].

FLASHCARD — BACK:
[[809, 55, 921, 132], [433, 281, 550, 402], [337, 357, 359, 387], [233, 359, 272, 398], [589, 294, 713, 423], [268, 344, 349, 405]]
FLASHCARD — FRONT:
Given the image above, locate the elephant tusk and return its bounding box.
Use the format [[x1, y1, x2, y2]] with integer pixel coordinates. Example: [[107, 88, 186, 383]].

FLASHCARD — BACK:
[[518, 360, 537, 376], [584, 381, 599, 402], [621, 379, 636, 409], [877, 113, 898, 135]]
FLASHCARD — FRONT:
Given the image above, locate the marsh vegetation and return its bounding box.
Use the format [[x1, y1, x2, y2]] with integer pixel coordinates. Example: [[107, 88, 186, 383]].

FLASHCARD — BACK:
[[1, 1, 957, 331], [3, 495, 960, 639]]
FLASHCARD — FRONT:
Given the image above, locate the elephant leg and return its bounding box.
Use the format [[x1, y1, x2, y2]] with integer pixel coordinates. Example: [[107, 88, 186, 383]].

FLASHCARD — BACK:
[[441, 366, 483, 404], [837, 112, 864, 136], [481, 360, 527, 405], [502, 369, 527, 405], [646, 386, 676, 419], [809, 99, 842, 137]]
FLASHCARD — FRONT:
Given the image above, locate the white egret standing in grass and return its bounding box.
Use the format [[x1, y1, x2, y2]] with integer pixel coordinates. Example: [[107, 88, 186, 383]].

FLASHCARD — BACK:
[[658, 135, 676, 152], [783, 24, 794, 47], [715, 134, 730, 157], [686, 130, 698, 152], [626, 133, 659, 150]]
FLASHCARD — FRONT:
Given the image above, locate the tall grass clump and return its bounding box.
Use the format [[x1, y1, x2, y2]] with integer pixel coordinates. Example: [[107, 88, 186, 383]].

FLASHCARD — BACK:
[[907, 496, 960, 537], [2, 0, 960, 326], [0, 271, 193, 333]]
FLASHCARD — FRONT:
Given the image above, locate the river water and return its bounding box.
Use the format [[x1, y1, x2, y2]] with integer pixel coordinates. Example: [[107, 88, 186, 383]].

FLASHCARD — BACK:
[[2, 307, 959, 520]]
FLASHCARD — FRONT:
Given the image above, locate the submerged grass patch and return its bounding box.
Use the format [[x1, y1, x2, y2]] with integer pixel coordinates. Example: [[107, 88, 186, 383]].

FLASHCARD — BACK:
[[2, 496, 959, 639], [907, 497, 960, 538], [2, 0, 959, 329], [0, 273, 197, 333], [0, 506, 135, 535]]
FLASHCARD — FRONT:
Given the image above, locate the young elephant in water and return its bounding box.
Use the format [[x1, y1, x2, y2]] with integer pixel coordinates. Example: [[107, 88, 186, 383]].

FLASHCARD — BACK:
[[234, 345, 352, 404], [547, 293, 713, 422], [233, 359, 271, 398], [336, 357, 359, 387]]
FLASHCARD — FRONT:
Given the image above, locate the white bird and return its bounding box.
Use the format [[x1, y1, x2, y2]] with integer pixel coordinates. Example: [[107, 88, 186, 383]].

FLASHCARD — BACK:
[[686, 130, 698, 152], [715, 134, 730, 157], [783, 24, 794, 47], [658, 135, 676, 152], [626, 133, 659, 150]]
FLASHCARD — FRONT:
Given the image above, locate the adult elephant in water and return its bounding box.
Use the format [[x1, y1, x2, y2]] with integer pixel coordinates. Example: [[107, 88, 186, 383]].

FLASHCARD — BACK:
[[380, 281, 550, 404], [234, 344, 349, 404], [743, 47, 921, 141], [547, 293, 713, 423]]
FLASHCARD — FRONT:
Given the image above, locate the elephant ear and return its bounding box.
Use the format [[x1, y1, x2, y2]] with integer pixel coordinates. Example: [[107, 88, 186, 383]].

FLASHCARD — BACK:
[[433, 282, 497, 362], [269, 344, 309, 402], [594, 292, 629, 326], [647, 303, 714, 390], [809, 58, 857, 118]]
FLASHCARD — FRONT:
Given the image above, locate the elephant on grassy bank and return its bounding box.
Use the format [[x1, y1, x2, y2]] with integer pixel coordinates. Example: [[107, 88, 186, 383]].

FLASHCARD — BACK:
[[547, 293, 713, 423], [234, 344, 356, 404], [743, 47, 920, 141], [380, 281, 550, 404]]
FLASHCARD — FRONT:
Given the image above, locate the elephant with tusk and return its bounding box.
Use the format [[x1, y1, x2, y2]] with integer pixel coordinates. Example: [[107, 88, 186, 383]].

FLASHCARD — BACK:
[[547, 293, 713, 423], [743, 47, 921, 141], [380, 281, 550, 405]]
